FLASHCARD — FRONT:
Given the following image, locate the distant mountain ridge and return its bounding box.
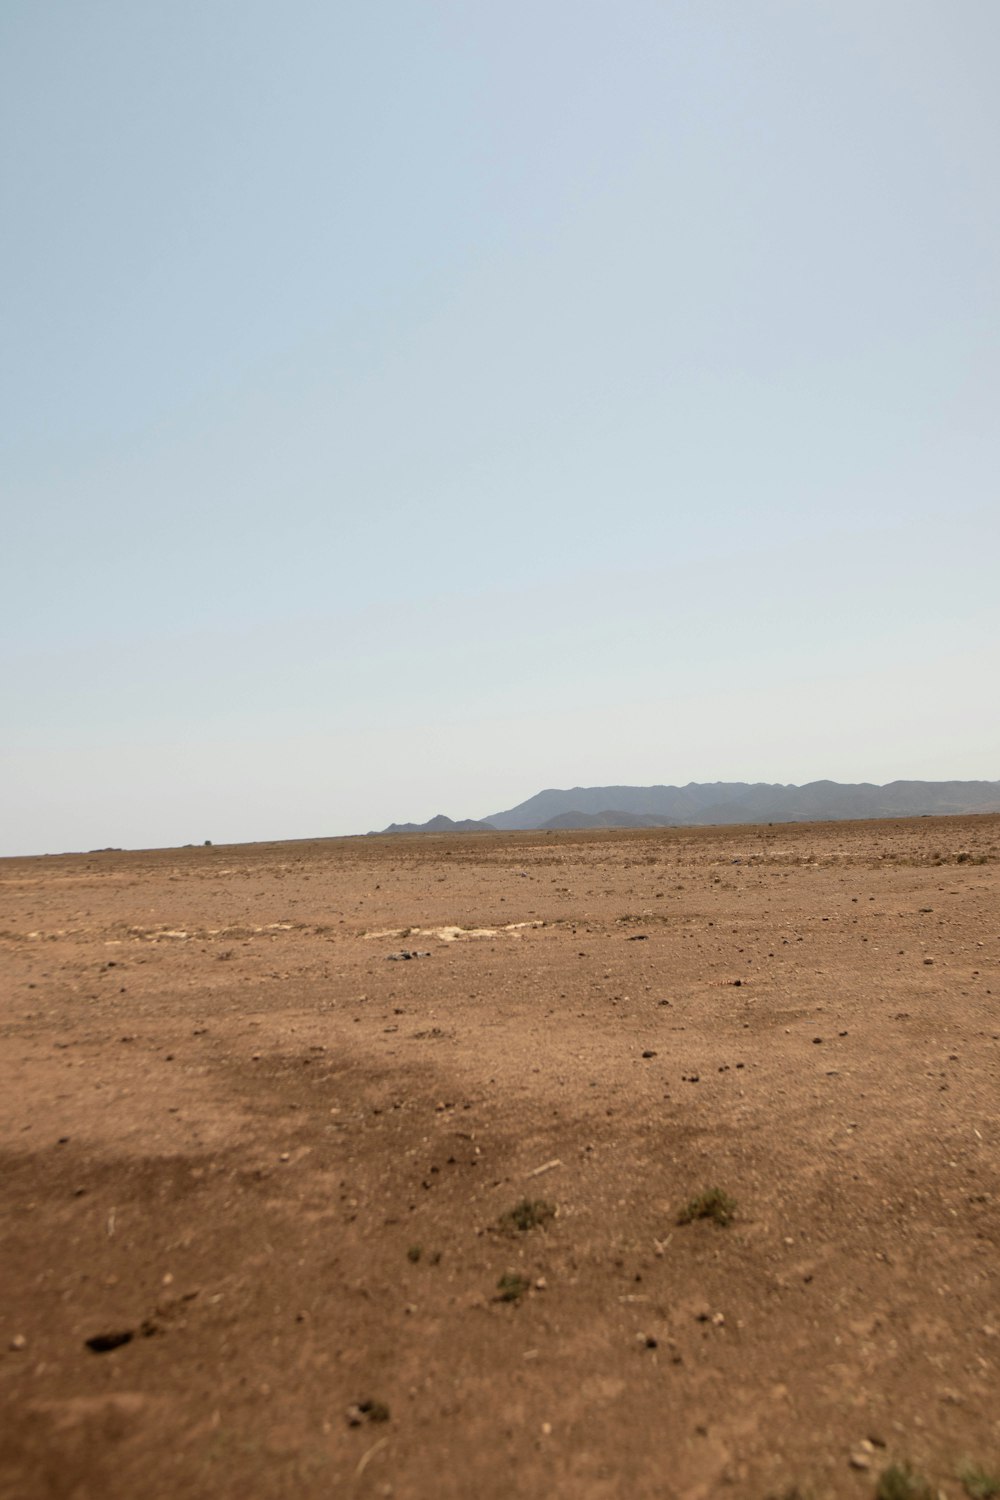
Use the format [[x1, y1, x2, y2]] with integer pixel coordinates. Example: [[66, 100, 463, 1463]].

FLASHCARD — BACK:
[[378, 814, 496, 835], [371, 780, 1000, 834]]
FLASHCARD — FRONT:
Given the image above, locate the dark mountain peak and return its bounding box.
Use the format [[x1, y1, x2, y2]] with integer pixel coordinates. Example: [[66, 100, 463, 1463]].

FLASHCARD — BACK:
[[372, 813, 496, 835]]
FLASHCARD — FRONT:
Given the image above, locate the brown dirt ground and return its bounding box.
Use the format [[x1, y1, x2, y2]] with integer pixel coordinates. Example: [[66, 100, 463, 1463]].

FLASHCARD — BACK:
[[1, 816, 999, 1500]]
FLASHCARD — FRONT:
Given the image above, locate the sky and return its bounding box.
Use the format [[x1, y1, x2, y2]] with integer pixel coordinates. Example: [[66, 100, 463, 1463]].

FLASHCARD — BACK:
[[2, 0, 998, 854]]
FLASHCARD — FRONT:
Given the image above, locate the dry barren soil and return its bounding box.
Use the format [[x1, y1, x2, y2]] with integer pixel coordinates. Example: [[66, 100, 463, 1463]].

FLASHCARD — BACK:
[[2, 817, 999, 1500]]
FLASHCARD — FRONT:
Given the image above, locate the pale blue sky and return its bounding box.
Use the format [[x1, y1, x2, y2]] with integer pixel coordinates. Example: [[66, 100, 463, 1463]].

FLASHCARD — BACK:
[[2, 1, 998, 853]]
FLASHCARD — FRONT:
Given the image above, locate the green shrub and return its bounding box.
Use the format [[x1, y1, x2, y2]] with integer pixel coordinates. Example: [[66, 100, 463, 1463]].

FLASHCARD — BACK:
[[959, 1462, 1000, 1499], [496, 1273, 531, 1302], [676, 1188, 736, 1226], [498, 1199, 556, 1233], [875, 1463, 934, 1500]]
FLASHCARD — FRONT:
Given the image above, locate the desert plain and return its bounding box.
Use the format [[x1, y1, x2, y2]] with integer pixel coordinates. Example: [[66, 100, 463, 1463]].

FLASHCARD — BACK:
[[1, 815, 999, 1500]]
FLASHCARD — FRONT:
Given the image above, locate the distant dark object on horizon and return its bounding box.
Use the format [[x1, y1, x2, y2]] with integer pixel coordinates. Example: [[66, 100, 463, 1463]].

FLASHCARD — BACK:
[[371, 779, 1000, 835]]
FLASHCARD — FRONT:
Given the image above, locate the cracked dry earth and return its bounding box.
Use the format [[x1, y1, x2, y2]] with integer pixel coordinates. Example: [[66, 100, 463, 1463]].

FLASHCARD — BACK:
[[1, 817, 999, 1500]]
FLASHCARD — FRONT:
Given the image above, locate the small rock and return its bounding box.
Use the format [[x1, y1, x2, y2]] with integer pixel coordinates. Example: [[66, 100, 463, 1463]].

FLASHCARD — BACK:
[[85, 1329, 134, 1354], [849, 1439, 877, 1470], [347, 1399, 390, 1426], [9, 1335, 26, 1351]]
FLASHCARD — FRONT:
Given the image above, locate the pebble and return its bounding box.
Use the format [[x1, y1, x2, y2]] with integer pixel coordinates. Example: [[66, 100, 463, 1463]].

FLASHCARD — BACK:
[[9, 1335, 26, 1351], [850, 1439, 876, 1470], [347, 1399, 390, 1426]]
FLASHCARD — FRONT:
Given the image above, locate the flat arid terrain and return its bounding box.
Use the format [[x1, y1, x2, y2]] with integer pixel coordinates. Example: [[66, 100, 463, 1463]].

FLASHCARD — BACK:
[[2, 816, 999, 1500]]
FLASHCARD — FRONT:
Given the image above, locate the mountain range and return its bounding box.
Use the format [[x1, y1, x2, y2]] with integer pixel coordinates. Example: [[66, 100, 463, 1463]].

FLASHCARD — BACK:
[[373, 780, 1000, 835]]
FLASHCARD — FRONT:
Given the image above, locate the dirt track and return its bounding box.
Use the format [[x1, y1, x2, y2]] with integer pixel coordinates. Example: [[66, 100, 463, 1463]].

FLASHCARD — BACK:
[[2, 817, 999, 1499]]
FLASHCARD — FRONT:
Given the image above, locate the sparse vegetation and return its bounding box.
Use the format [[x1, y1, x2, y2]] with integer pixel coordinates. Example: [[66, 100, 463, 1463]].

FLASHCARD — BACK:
[[959, 1462, 1000, 1499], [875, 1462, 935, 1500], [498, 1198, 556, 1233], [496, 1273, 531, 1302], [16, 807, 1000, 1497], [676, 1188, 736, 1226]]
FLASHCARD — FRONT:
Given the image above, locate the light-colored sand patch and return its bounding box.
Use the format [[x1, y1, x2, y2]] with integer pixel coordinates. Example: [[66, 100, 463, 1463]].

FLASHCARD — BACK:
[[121, 921, 299, 943], [364, 921, 544, 943]]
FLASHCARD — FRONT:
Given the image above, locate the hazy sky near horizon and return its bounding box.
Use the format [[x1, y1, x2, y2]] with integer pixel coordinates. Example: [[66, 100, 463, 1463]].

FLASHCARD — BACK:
[[3, 1, 999, 854]]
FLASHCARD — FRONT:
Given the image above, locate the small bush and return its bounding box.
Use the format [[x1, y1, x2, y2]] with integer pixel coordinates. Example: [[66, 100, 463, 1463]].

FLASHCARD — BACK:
[[960, 1463, 1000, 1499], [496, 1273, 531, 1302], [498, 1199, 556, 1233], [676, 1188, 736, 1226], [875, 1463, 934, 1500]]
